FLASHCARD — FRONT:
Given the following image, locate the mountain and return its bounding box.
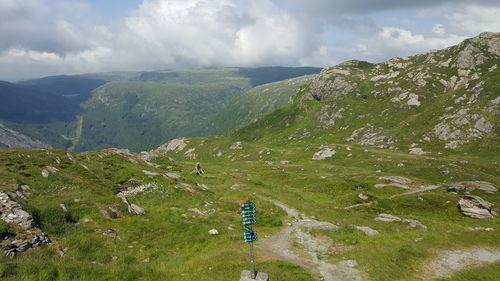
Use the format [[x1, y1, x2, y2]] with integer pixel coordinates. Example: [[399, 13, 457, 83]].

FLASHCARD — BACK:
[[0, 67, 321, 152], [237, 32, 499, 154], [0, 33, 498, 281]]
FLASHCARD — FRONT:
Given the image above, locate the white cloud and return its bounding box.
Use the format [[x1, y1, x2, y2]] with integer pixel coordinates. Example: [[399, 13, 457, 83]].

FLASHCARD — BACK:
[[432, 24, 446, 36], [446, 5, 500, 35], [0, 0, 498, 80]]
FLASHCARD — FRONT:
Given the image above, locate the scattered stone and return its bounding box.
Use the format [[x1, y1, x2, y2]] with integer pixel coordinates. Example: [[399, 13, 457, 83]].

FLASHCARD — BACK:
[[230, 141, 243, 150], [374, 183, 411, 189], [457, 195, 495, 219], [175, 183, 198, 194], [142, 258, 150, 263], [239, 270, 269, 281], [59, 203, 67, 212], [184, 148, 197, 159], [354, 226, 379, 236], [188, 208, 206, 216], [358, 194, 369, 200], [41, 169, 49, 178], [465, 227, 494, 232], [375, 213, 427, 229], [197, 183, 208, 191], [378, 176, 412, 184], [279, 160, 290, 164], [208, 229, 219, 235], [112, 256, 118, 261], [142, 170, 159, 176], [414, 237, 423, 242], [409, 148, 427, 155], [117, 183, 158, 198], [120, 196, 146, 215], [447, 181, 497, 194], [164, 172, 181, 180], [312, 148, 336, 160], [230, 184, 247, 190]]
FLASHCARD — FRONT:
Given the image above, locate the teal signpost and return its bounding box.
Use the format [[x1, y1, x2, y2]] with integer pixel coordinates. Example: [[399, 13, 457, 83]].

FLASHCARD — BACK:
[[241, 200, 257, 279]]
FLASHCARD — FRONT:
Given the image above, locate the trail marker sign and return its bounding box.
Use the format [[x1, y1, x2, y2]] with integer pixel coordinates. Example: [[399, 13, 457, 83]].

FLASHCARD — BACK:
[[241, 199, 258, 279]]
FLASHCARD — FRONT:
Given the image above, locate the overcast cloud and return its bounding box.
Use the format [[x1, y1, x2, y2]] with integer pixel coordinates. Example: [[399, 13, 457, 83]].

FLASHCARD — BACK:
[[0, 0, 499, 80]]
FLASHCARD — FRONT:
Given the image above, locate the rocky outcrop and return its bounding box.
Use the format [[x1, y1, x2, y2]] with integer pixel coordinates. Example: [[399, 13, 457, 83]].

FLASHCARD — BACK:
[[0, 192, 50, 256], [0, 192, 34, 229], [457, 195, 496, 219]]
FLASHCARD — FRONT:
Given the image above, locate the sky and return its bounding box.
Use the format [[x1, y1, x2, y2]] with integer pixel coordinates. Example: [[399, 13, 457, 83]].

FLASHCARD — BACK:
[[0, 0, 499, 81]]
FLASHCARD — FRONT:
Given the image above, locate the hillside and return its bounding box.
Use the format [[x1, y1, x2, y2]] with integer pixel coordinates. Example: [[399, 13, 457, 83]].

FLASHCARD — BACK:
[[0, 33, 498, 281], [237, 32, 499, 154]]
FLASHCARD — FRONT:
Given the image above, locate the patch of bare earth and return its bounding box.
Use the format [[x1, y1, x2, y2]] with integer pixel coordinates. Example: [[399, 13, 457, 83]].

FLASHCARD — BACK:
[[259, 197, 366, 281]]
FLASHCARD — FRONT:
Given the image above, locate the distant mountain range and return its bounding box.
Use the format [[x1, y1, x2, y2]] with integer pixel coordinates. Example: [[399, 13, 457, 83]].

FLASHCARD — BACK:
[[0, 67, 321, 151]]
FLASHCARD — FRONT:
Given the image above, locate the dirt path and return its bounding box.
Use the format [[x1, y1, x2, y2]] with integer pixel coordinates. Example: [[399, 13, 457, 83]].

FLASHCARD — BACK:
[[421, 248, 500, 279], [259, 197, 365, 281]]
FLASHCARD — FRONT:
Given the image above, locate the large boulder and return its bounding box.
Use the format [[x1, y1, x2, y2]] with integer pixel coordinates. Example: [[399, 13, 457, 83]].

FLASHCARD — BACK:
[[457, 195, 496, 218]]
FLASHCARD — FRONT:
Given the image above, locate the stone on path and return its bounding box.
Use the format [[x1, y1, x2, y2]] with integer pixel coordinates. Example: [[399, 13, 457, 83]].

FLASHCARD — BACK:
[[239, 270, 269, 281]]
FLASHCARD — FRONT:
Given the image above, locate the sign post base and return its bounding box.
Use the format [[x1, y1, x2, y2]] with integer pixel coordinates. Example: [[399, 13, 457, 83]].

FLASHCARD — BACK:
[[239, 270, 269, 281]]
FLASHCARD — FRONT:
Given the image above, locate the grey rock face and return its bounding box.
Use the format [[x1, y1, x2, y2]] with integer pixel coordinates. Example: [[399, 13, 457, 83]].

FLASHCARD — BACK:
[[457, 195, 495, 219], [0, 192, 34, 229], [0, 192, 50, 256]]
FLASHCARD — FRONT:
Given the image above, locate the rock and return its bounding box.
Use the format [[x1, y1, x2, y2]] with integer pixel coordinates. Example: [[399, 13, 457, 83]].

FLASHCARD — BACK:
[[208, 229, 219, 235], [0, 122, 51, 149], [0, 192, 35, 229], [230, 141, 243, 150], [117, 183, 158, 198], [239, 270, 269, 281], [142, 170, 159, 176], [354, 226, 379, 236], [164, 172, 181, 180], [447, 181, 497, 194], [230, 184, 246, 190], [41, 169, 49, 178], [457, 195, 495, 219], [375, 213, 427, 229], [163, 138, 187, 152], [120, 196, 146, 215], [378, 176, 412, 184], [374, 183, 411, 189], [358, 194, 369, 200], [465, 227, 494, 232], [59, 203, 67, 212], [184, 148, 197, 159], [175, 183, 198, 194], [188, 208, 206, 216], [312, 148, 336, 160], [409, 148, 427, 155]]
